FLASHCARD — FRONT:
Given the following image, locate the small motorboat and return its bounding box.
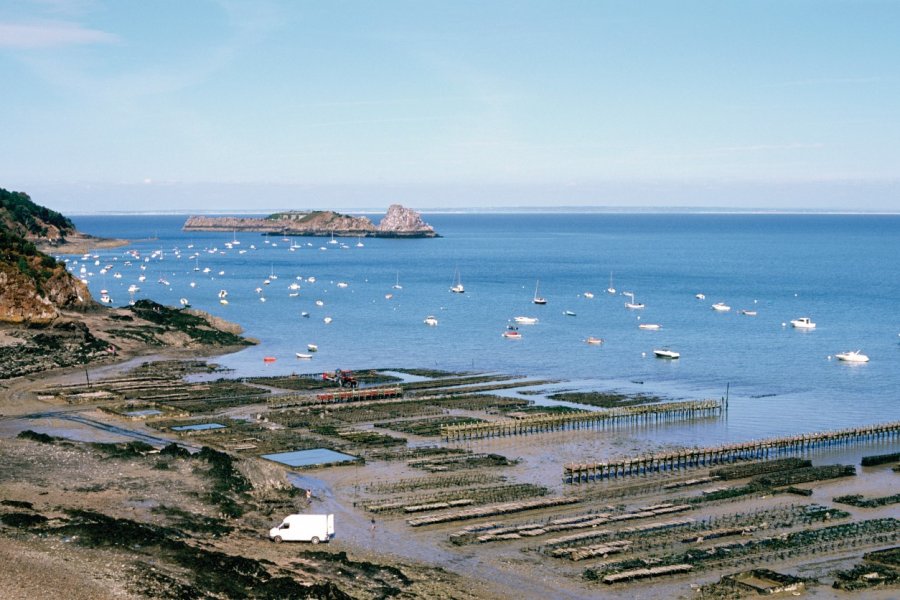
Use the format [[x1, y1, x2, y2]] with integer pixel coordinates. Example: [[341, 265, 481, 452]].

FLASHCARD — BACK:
[[695, 293, 706, 300], [514, 316, 538, 325], [711, 302, 731, 312], [424, 316, 439, 326], [583, 291, 594, 299], [307, 344, 318, 352], [835, 350, 869, 363], [653, 348, 680, 359], [296, 353, 313, 360], [740, 309, 757, 316], [585, 337, 603, 345], [624, 292, 645, 309], [323, 316, 333, 324], [337, 282, 349, 288], [263, 356, 277, 363], [315, 300, 325, 306], [638, 323, 661, 330], [179, 298, 190, 307], [563, 310, 576, 316], [791, 317, 816, 329], [301, 311, 310, 318], [502, 326, 522, 339]]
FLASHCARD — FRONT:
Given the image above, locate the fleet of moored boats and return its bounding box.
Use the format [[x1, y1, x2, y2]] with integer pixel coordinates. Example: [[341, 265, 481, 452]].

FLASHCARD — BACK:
[[61, 242, 882, 366]]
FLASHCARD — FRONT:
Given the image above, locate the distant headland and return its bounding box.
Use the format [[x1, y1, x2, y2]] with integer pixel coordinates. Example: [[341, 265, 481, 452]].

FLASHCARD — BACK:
[[183, 204, 439, 238]]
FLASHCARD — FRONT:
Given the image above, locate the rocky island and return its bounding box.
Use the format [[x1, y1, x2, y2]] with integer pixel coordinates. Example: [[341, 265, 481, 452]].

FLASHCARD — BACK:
[[183, 203, 439, 238]]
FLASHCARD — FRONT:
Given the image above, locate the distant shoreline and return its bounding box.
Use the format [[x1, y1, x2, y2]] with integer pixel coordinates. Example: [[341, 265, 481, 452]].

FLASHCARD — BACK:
[[39, 233, 129, 255]]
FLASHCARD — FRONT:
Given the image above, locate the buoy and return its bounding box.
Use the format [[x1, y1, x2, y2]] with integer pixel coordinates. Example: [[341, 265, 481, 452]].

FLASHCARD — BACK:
[[263, 356, 276, 363]]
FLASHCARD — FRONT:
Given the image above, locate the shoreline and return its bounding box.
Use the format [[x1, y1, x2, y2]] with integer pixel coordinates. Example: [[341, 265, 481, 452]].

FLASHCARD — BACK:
[[39, 233, 130, 255]]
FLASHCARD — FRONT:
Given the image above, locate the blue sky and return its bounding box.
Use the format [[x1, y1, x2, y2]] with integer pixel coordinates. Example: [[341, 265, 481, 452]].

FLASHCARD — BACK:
[[1, 0, 898, 212]]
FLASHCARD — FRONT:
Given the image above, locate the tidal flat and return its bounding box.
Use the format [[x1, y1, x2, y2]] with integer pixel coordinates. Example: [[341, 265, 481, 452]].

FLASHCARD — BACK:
[[2, 360, 898, 599]]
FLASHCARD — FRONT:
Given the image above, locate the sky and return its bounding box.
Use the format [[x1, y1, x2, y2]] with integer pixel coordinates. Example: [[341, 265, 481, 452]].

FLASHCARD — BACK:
[[1, 0, 898, 213]]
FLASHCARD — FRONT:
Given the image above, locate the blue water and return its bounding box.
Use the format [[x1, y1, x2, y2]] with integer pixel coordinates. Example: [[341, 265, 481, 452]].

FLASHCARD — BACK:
[[65, 213, 900, 443], [170, 423, 226, 432], [262, 448, 360, 467]]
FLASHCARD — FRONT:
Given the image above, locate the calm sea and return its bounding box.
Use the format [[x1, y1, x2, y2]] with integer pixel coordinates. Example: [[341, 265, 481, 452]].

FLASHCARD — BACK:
[[66, 213, 900, 444]]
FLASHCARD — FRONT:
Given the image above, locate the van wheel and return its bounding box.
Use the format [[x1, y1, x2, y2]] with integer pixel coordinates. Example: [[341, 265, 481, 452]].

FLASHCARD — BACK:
[[273, 536, 283, 544], [310, 537, 320, 545]]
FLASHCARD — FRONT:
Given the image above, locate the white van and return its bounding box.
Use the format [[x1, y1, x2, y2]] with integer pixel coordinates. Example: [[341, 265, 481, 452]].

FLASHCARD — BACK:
[[269, 513, 334, 544]]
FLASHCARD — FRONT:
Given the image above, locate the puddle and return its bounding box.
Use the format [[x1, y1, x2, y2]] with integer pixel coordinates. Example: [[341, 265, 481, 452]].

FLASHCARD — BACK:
[[262, 448, 359, 467], [170, 423, 226, 432], [123, 409, 163, 418]]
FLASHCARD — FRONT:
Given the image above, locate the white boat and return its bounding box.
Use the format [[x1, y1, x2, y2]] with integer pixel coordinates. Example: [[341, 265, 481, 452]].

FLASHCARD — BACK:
[[639, 323, 661, 330], [423, 315, 439, 326], [323, 316, 333, 324], [835, 350, 869, 363], [179, 298, 190, 307], [450, 268, 465, 293], [128, 284, 140, 293], [218, 289, 228, 298], [532, 280, 547, 305], [563, 310, 576, 316], [392, 272, 403, 290], [301, 312, 310, 318], [328, 230, 338, 245], [583, 291, 594, 299], [585, 337, 603, 345], [607, 272, 616, 295], [337, 282, 349, 288], [307, 344, 318, 352], [695, 293, 706, 300], [219, 299, 229, 305], [100, 294, 113, 304], [711, 302, 731, 312], [356, 237, 364, 247], [315, 299, 324, 306], [514, 316, 538, 325], [740, 309, 757, 316], [288, 282, 301, 291], [296, 353, 313, 359], [791, 317, 816, 329], [624, 292, 644, 309], [653, 348, 680, 359]]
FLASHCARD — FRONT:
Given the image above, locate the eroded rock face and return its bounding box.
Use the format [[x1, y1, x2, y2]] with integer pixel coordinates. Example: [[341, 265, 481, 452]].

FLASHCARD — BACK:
[[377, 204, 437, 237], [0, 262, 93, 325]]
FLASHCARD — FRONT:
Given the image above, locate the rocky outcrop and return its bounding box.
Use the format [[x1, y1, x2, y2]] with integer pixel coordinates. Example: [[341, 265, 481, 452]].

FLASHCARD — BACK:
[[377, 204, 437, 237], [183, 205, 438, 238], [0, 187, 95, 324], [0, 247, 93, 326]]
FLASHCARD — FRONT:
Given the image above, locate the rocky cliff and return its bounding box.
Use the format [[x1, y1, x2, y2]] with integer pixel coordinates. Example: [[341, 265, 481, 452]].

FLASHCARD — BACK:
[[0, 188, 93, 324], [183, 204, 438, 238]]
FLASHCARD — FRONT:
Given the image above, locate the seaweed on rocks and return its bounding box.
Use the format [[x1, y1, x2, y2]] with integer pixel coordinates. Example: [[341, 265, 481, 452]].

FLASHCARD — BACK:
[[16, 429, 57, 444], [0, 512, 48, 528]]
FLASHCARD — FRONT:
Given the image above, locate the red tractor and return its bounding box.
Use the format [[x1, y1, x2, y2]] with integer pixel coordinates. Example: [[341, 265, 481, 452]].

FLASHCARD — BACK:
[[322, 369, 358, 388]]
